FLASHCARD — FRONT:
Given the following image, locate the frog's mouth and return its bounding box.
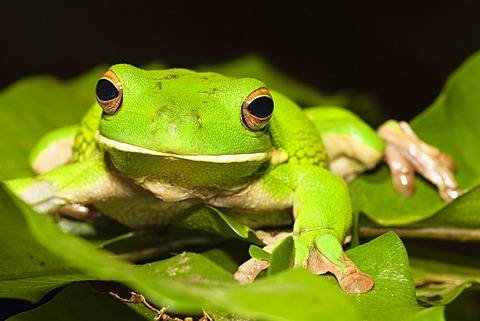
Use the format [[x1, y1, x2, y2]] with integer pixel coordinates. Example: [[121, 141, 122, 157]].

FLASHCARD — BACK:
[[96, 132, 270, 163]]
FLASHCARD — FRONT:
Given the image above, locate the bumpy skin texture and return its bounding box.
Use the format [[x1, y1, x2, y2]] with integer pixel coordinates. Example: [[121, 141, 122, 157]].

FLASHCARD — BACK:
[[4, 65, 397, 294]]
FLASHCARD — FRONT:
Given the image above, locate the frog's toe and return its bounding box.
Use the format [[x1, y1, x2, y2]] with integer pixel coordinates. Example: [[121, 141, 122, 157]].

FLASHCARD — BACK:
[[383, 144, 416, 197], [234, 258, 269, 284], [304, 248, 374, 294], [58, 204, 109, 227], [295, 231, 374, 294], [336, 254, 374, 294], [378, 120, 461, 201], [4, 177, 64, 213], [338, 267, 374, 294]]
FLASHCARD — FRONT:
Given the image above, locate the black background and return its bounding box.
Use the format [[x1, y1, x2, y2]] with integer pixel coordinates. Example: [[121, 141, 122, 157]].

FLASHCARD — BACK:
[[1, 0, 480, 120]]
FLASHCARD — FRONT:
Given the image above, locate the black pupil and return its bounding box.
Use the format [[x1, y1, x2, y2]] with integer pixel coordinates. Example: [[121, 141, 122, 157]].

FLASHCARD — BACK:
[[96, 79, 118, 101], [248, 96, 273, 118]]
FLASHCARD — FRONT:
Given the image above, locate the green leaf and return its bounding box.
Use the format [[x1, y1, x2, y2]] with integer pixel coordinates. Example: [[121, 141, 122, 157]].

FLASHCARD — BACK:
[[412, 185, 480, 230], [135, 252, 235, 283], [268, 235, 294, 276], [8, 186, 443, 321], [172, 205, 263, 244], [7, 282, 155, 321], [221, 269, 357, 321], [201, 241, 252, 274], [249, 244, 272, 261], [345, 232, 444, 320], [101, 228, 225, 263], [351, 50, 480, 227], [5, 184, 446, 320], [407, 241, 480, 306], [0, 70, 101, 180], [11, 190, 360, 320], [0, 186, 87, 302]]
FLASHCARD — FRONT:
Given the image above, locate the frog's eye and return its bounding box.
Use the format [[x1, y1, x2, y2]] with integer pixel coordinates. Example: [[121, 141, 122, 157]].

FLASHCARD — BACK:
[[96, 70, 123, 115], [241, 87, 274, 131]]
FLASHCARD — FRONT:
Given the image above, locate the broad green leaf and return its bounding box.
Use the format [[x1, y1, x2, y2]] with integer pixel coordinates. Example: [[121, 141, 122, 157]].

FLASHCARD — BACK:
[[172, 205, 263, 244], [351, 50, 480, 226], [0, 187, 87, 302], [249, 244, 272, 261], [407, 241, 480, 306], [358, 185, 480, 242], [102, 228, 224, 263], [267, 235, 294, 276], [346, 232, 444, 321], [0, 71, 100, 180], [135, 252, 235, 283], [4, 185, 447, 320], [215, 269, 357, 321], [412, 185, 480, 231], [7, 282, 155, 321], [9, 190, 357, 320], [201, 241, 252, 273], [8, 187, 444, 321], [444, 290, 480, 321]]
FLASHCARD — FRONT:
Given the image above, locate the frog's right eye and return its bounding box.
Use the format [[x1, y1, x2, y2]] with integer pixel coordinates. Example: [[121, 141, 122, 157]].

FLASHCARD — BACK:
[[96, 70, 123, 115]]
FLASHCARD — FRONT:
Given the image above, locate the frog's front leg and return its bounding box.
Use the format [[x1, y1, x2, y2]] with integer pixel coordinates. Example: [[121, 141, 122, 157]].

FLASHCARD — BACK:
[[3, 160, 139, 215], [290, 165, 373, 293], [378, 120, 460, 201], [236, 164, 374, 294]]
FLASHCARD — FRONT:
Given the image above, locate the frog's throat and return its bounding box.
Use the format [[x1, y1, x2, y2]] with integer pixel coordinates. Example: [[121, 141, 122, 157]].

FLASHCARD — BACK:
[[96, 132, 270, 163]]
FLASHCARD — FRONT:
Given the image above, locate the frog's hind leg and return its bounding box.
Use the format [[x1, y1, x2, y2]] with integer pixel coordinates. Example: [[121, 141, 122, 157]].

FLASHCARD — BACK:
[[30, 125, 78, 174], [304, 106, 384, 181]]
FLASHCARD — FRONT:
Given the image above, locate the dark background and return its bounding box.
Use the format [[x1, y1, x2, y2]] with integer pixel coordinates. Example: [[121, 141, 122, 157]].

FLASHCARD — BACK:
[[1, 0, 480, 120]]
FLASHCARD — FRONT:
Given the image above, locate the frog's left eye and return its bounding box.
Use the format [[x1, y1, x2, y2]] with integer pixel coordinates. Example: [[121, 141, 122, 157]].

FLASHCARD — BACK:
[[96, 70, 123, 115], [241, 87, 274, 131]]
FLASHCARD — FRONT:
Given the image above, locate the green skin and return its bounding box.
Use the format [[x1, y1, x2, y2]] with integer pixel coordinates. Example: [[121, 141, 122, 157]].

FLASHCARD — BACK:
[[5, 64, 386, 293]]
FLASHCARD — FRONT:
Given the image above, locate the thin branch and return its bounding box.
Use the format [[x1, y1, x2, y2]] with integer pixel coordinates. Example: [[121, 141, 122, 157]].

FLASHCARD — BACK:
[[359, 226, 480, 241]]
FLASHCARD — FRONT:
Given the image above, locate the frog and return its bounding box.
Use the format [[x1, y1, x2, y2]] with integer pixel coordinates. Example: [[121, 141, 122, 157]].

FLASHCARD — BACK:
[[4, 64, 460, 294]]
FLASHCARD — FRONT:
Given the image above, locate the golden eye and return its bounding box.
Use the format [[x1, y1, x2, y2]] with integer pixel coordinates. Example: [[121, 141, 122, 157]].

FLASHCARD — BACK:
[[241, 87, 274, 131], [96, 70, 123, 115]]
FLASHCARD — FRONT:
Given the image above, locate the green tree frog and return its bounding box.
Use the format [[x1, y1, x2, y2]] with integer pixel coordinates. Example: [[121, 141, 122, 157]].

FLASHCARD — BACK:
[[4, 64, 460, 294]]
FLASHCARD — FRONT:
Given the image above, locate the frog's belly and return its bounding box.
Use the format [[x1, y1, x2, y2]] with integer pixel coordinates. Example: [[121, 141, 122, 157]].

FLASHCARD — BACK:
[[95, 197, 196, 229], [95, 196, 293, 230], [222, 207, 293, 229]]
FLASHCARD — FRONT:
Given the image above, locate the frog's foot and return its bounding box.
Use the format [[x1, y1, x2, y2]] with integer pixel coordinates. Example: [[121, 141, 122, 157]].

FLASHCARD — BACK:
[[378, 120, 461, 201], [235, 230, 373, 294], [295, 230, 374, 294], [58, 204, 109, 227], [304, 248, 374, 294], [234, 230, 290, 284], [234, 258, 270, 284]]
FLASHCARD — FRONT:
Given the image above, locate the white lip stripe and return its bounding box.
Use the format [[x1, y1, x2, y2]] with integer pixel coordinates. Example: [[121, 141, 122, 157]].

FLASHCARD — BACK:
[[96, 132, 270, 163]]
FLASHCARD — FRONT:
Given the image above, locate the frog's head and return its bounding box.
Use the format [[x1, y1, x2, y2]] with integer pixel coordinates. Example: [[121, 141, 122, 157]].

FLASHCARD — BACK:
[[94, 64, 274, 188]]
